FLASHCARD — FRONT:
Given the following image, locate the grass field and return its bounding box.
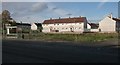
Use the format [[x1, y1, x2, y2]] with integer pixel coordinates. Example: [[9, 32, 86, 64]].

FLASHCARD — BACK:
[[22, 33, 118, 42]]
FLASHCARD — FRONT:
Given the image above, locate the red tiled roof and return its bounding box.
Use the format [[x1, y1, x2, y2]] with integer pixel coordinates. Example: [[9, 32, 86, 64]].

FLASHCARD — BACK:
[[42, 17, 87, 24]]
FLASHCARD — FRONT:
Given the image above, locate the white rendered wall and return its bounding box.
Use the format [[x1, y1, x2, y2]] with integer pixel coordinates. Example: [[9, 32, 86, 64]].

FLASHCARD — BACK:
[[31, 23, 37, 30], [42, 22, 91, 33], [42, 23, 85, 33], [90, 29, 99, 32], [99, 17, 116, 32]]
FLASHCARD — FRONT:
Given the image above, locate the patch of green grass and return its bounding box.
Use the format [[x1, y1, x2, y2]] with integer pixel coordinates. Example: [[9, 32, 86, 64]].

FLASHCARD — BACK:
[[22, 33, 118, 42]]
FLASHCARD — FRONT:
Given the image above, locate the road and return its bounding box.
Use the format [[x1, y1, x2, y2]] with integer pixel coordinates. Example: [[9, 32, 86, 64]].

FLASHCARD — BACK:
[[2, 39, 119, 63]]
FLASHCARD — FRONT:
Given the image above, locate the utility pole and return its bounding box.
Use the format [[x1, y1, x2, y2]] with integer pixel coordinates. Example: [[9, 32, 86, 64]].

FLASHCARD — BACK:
[[2, 19, 6, 39], [20, 21, 23, 39], [2, 22, 4, 39]]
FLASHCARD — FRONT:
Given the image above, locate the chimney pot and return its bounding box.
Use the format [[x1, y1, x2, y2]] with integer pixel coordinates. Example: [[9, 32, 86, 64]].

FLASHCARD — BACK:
[[59, 17, 60, 19], [50, 18, 52, 20]]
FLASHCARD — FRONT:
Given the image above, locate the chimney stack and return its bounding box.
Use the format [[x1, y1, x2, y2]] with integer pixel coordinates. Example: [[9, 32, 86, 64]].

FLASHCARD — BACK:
[[108, 13, 112, 19], [79, 16, 83, 18], [50, 18, 52, 20], [110, 13, 112, 19], [59, 17, 61, 19]]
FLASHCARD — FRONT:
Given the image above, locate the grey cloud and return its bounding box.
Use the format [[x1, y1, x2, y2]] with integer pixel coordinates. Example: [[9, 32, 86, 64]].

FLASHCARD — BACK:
[[52, 7, 58, 10], [2, 2, 73, 22], [2, 2, 31, 11], [66, 13, 72, 16], [31, 2, 48, 12], [11, 10, 32, 17], [48, 4, 72, 16], [2, 2, 49, 18], [2, 2, 33, 17], [2, 2, 72, 17], [51, 8, 72, 16]]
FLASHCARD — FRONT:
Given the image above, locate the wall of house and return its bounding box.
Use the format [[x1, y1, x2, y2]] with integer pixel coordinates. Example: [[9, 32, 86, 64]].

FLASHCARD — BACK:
[[99, 17, 116, 32], [17, 25, 31, 33], [42, 23, 91, 33], [116, 21, 120, 32], [42, 24, 51, 32], [90, 29, 99, 32], [31, 23, 37, 30], [17, 25, 30, 30]]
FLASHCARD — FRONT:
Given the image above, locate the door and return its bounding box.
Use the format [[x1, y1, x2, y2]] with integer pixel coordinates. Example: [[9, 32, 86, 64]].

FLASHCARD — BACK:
[[70, 28, 74, 32]]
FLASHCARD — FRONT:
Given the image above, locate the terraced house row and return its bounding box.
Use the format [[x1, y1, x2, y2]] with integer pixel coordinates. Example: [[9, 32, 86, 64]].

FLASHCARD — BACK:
[[42, 14, 120, 33], [42, 16, 91, 33]]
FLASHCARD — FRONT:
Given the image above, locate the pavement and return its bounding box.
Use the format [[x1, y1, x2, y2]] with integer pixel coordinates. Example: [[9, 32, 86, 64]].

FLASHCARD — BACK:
[[2, 39, 119, 63]]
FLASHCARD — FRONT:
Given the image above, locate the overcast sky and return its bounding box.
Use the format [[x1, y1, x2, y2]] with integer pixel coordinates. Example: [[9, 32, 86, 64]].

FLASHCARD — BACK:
[[1, 1, 119, 23]]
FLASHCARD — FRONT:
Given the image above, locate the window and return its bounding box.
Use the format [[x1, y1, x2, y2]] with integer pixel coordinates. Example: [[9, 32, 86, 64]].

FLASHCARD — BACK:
[[66, 28, 68, 29], [62, 28, 64, 29], [57, 24, 59, 25]]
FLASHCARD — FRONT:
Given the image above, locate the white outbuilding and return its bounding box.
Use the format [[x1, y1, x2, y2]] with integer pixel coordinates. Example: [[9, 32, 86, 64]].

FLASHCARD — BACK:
[[99, 14, 120, 33], [31, 23, 37, 30]]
